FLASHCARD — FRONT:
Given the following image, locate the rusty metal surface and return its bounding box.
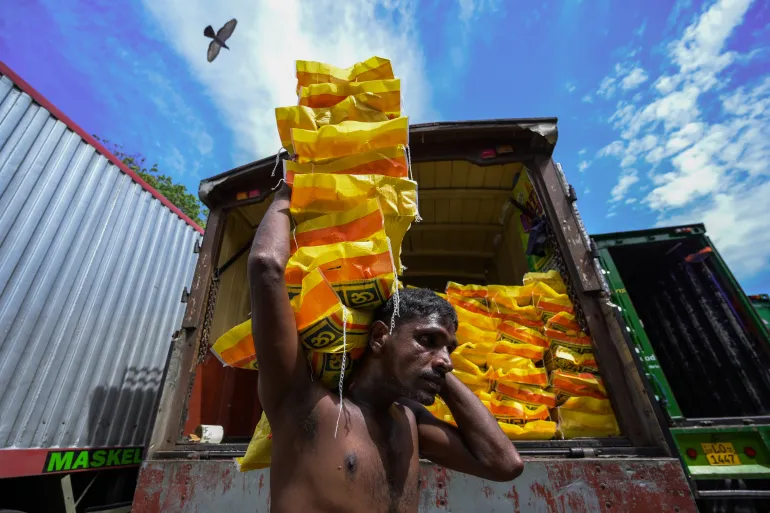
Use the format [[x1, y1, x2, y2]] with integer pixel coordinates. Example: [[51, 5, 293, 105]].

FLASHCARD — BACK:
[[0, 73, 201, 460], [133, 458, 696, 512]]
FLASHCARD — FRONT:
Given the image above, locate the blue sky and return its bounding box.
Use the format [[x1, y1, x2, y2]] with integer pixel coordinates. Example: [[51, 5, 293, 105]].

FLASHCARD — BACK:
[[1, 0, 768, 292]]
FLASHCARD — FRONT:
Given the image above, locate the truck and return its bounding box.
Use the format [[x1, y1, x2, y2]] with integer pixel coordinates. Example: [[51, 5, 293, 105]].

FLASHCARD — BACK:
[[592, 227, 770, 512], [132, 118, 700, 512], [0, 62, 202, 512]]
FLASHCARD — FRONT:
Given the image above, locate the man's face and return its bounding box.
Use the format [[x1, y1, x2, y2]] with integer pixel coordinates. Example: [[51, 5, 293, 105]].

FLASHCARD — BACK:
[[378, 312, 458, 405]]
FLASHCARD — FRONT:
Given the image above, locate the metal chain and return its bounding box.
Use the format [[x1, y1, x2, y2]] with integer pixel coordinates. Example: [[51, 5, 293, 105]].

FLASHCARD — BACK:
[[195, 274, 220, 367]]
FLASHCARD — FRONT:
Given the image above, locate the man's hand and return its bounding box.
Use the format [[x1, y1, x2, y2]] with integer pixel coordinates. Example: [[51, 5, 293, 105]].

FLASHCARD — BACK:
[[404, 373, 523, 482]]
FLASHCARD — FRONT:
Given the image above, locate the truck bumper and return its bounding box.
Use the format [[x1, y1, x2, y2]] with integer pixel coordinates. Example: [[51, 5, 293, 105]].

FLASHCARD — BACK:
[[132, 458, 697, 512]]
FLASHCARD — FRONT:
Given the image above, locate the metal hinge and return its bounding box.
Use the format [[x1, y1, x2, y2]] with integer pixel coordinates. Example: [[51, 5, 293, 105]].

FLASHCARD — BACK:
[[567, 184, 577, 203], [181, 287, 190, 303], [194, 239, 202, 254], [568, 447, 597, 458]]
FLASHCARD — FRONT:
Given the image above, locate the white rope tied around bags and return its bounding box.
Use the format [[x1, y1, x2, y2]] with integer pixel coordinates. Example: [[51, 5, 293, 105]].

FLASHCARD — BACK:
[[334, 305, 348, 439], [386, 236, 401, 335], [270, 149, 284, 177]]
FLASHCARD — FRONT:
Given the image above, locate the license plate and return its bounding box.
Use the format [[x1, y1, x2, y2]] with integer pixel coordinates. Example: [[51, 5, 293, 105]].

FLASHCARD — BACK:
[[701, 443, 741, 466]]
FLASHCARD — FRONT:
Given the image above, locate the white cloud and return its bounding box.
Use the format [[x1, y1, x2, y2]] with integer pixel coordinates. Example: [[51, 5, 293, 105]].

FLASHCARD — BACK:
[[141, 0, 434, 161], [578, 148, 587, 156], [582, 94, 593, 103], [565, 82, 577, 93], [596, 62, 649, 99], [610, 168, 639, 202], [621, 67, 649, 90], [593, 0, 770, 279], [597, 140, 625, 159], [578, 160, 591, 172], [659, 180, 770, 275], [584, 186, 591, 195], [597, 76, 617, 99]]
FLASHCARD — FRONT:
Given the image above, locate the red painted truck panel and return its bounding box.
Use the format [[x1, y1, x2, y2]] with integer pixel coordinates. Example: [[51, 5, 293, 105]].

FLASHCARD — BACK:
[[133, 459, 697, 512]]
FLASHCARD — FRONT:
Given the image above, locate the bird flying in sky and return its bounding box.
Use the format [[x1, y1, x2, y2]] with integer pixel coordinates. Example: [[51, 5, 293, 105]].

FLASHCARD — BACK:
[[204, 18, 237, 63]]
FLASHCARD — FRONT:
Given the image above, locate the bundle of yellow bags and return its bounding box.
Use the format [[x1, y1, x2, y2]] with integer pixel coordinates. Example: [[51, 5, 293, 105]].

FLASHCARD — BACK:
[[440, 270, 620, 440], [521, 272, 620, 439], [210, 56, 419, 471], [438, 282, 557, 440]]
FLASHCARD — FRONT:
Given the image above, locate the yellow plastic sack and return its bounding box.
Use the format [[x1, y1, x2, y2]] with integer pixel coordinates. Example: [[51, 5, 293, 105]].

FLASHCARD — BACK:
[[475, 390, 493, 403], [452, 370, 490, 393], [544, 327, 594, 354], [454, 338, 496, 367], [284, 145, 408, 186], [211, 317, 257, 370], [448, 296, 489, 316], [560, 396, 614, 415], [494, 338, 546, 361], [545, 311, 582, 336], [551, 369, 608, 402], [308, 350, 363, 390], [276, 95, 390, 153], [545, 345, 599, 374], [290, 199, 384, 254], [450, 351, 486, 376], [446, 282, 488, 300], [426, 395, 450, 419], [236, 412, 272, 471], [498, 420, 557, 440], [488, 284, 533, 308], [290, 173, 417, 270], [495, 382, 557, 408], [486, 353, 548, 387], [291, 268, 373, 353], [298, 79, 401, 115], [489, 393, 551, 424], [522, 270, 567, 294], [488, 300, 543, 329], [296, 56, 394, 92], [285, 230, 395, 308], [497, 321, 549, 348], [557, 409, 620, 439], [454, 304, 500, 332], [533, 282, 574, 321], [292, 118, 408, 163]]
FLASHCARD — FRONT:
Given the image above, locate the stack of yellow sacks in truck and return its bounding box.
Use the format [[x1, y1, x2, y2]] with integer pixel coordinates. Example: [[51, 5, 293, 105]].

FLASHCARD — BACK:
[[427, 270, 620, 440], [425, 281, 557, 440], [211, 56, 419, 470]]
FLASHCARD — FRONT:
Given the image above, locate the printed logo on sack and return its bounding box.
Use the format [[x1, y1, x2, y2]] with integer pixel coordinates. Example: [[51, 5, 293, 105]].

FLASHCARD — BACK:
[[43, 447, 143, 473], [302, 319, 343, 349], [334, 281, 385, 309], [324, 353, 344, 371], [286, 286, 301, 301]]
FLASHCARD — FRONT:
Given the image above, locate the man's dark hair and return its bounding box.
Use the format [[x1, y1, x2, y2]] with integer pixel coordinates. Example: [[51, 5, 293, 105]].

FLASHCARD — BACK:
[[373, 287, 458, 333]]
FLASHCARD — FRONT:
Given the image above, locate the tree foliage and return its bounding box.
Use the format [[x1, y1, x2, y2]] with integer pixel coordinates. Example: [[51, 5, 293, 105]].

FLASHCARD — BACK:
[[94, 136, 208, 228]]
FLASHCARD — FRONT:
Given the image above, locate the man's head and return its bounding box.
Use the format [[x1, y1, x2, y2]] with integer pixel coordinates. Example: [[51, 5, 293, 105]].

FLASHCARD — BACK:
[[365, 288, 459, 405]]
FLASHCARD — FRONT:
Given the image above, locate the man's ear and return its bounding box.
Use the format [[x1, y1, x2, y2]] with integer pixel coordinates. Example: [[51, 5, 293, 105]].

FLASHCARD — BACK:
[[369, 320, 389, 354]]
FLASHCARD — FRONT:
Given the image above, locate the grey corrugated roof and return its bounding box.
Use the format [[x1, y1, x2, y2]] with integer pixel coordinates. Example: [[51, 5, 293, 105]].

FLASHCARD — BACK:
[[0, 71, 201, 451]]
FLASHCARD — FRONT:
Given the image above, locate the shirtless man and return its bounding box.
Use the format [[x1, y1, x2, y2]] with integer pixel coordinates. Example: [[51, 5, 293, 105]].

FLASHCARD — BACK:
[[249, 185, 523, 513]]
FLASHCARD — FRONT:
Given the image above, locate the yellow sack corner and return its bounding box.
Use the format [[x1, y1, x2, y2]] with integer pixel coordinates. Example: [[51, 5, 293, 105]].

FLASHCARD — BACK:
[[236, 412, 272, 472]]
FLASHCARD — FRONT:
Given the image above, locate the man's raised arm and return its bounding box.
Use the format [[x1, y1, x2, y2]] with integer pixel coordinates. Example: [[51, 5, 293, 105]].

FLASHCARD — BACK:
[[405, 373, 523, 482], [248, 184, 312, 416]]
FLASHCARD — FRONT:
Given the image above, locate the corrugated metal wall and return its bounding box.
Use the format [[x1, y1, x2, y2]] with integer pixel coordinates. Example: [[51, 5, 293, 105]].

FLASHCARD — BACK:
[[0, 73, 202, 449]]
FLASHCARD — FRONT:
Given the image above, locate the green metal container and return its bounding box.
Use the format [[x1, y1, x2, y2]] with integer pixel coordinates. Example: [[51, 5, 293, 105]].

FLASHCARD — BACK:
[[592, 225, 770, 502]]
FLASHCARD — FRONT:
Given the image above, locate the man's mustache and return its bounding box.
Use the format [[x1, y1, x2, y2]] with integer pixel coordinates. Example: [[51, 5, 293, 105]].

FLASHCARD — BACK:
[[419, 369, 447, 382]]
